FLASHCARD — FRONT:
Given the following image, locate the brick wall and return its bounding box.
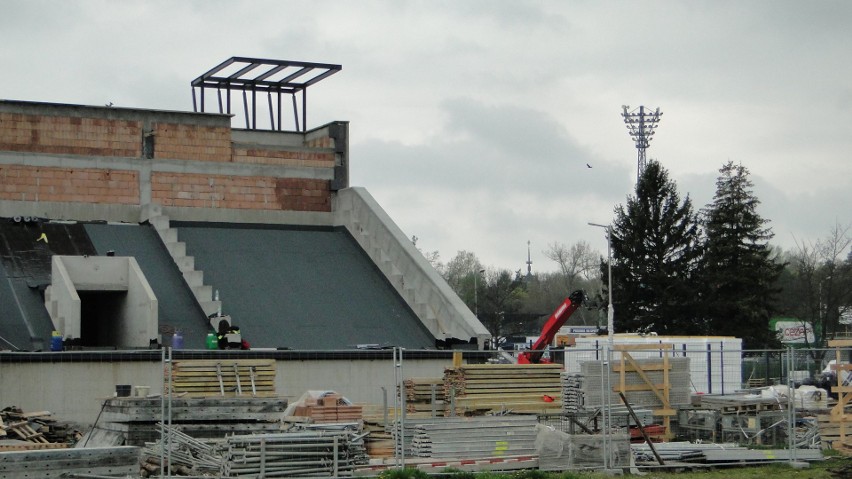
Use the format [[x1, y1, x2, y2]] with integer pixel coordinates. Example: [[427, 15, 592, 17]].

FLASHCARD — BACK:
[[0, 112, 141, 157], [151, 173, 330, 212], [152, 122, 231, 162], [0, 165, 139, 204], [232, 147, 335, 168], [0, 102, 342, 215]]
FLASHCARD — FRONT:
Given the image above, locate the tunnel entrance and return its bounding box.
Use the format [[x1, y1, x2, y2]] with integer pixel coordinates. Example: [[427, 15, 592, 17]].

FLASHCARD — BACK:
[[79, 291, 128, 348]]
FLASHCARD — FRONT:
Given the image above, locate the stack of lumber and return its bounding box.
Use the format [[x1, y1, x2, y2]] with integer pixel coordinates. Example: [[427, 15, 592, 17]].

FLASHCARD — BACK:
[[410, 415, 538, 459], [403, 377, 446, 415], [816, 412, 852, 452], [166, 359, 276, 397], [84, 396, 287, 446], [360, 404, 397, 458], [443, 364, 563, 415], [0, 406, 80, 450], [289, 392, 364, 424]]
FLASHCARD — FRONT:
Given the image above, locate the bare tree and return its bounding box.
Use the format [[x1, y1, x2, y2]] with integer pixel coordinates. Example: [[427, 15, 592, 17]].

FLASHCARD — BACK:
[[785, 223, 852, 357], [544, 240, 599, 292]]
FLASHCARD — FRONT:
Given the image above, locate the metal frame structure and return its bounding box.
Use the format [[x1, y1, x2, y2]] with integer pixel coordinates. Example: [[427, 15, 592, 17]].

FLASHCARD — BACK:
[[621, 105, 662, 181], [191, 57, 342, 131]]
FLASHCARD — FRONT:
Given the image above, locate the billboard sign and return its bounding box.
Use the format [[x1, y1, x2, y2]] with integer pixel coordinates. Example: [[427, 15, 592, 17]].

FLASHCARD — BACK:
[[775, 320, 815, 344]]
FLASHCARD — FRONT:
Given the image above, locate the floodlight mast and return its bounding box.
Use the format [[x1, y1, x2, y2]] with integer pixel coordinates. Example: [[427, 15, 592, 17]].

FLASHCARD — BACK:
[[621, 105, 662, 182]]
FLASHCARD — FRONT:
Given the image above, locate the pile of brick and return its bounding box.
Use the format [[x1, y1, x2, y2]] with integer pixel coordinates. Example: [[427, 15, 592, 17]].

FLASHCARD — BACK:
[[290, 392, 363, 424]]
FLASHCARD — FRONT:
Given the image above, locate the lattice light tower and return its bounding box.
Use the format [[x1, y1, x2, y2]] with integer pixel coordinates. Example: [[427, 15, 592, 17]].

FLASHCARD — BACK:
[[621, 105, 663, 181]]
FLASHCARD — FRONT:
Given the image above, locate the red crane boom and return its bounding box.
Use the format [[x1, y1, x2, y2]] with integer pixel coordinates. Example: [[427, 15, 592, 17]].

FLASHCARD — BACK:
[[517, 290, 585, 364]]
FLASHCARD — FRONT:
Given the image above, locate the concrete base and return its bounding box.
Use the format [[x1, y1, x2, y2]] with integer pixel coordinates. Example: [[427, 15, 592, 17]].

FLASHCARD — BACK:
[[788, 460, 811, 469]]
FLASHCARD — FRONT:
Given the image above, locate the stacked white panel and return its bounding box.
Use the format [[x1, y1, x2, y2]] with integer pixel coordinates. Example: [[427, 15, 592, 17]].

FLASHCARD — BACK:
[[564, 335, 742, 394]]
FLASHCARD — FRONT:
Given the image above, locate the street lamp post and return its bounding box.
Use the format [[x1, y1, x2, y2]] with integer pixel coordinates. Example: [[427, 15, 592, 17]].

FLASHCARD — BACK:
[[474, 268, 485, 318], [589, 222, 614, 345]]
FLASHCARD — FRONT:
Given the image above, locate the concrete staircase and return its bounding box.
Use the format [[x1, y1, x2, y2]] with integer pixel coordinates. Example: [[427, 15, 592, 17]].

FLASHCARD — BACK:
[[142, 204, 221, 317], [333, 188, 490, 346]]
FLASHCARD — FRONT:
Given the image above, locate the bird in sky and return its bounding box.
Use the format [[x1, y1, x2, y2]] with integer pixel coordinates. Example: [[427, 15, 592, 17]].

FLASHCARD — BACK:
[[586, 163, 593, 168]]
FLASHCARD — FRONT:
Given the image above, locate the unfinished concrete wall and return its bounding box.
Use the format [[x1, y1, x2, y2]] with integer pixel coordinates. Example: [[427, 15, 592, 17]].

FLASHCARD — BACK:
[[0, 356, 453, 426], [44, 256, 157, 347]]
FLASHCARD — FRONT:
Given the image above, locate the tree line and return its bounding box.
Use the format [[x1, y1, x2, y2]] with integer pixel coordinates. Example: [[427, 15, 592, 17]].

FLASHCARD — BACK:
[[420, 160, 852, 350]]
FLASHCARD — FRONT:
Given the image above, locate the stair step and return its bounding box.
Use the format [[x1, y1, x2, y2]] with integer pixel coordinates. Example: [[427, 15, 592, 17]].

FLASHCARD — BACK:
[[199, 300, 223, 318], [148, 215, 170, 231], [182, 270, 204, 287], [157, 228, 178, 243], [166, 242, 186, 257], [193, 285, 213, 302], [173, 256, 195, 272]]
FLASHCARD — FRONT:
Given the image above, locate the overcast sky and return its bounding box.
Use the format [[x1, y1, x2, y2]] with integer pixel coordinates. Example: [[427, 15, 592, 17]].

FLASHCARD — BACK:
[[2, 1, 850, 273]]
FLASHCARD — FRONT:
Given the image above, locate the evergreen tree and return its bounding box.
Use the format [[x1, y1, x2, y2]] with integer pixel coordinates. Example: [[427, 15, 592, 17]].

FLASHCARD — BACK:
[[609, 160, 704, 335], [702, 162, 783, 348]]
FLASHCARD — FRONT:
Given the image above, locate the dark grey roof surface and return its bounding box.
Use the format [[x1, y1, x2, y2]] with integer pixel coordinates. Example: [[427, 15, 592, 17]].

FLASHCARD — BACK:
[[0, 220, 210, 350], [83, 223, 210, 348], [0, 220, 98, 350], [172, 222, 435, 350]]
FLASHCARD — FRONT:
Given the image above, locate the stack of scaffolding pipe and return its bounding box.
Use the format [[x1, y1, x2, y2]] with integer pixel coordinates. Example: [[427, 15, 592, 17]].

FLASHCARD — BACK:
[[391, 417, 445, 457], [223, 430, 364, 477], [409, 415, 538, 459], [561, 373, 584, 413]]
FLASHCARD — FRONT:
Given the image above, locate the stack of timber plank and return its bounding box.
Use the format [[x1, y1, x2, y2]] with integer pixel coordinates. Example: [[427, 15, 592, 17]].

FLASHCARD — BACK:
[[410, 415, 539, 459], [403, 377, 446, 415], [443, 364, 563, 415], [167, 359, 276, 397], [85, 396, 287, 446]]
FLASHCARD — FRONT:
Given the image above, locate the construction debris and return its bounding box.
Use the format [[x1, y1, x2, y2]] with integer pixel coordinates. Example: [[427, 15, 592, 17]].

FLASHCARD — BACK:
[[0, 406, 81, 450], [139, 423, 221, 477], [535, 425, 631, 470]]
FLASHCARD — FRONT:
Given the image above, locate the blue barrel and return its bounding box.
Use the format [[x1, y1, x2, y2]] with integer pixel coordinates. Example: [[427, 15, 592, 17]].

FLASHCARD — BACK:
[[172, 331, 184, 350], [50, 331, 63, 351]]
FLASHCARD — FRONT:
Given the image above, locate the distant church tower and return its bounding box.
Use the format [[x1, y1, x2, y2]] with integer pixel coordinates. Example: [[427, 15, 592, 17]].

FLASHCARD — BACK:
[[525, 240, 533, 280]]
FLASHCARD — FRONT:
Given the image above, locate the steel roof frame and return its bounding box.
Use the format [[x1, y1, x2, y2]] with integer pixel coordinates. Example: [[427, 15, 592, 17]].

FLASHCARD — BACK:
[[191, 57, 342, 132]]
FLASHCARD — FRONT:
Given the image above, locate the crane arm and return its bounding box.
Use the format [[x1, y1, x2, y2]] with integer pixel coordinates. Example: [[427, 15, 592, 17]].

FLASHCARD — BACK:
[[518, 289, 585, 364]]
